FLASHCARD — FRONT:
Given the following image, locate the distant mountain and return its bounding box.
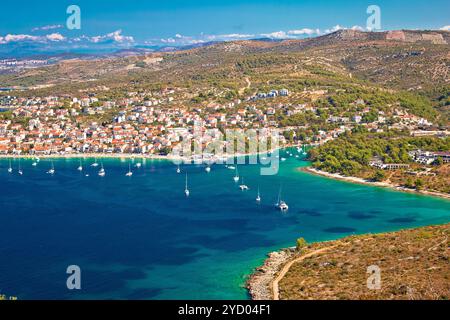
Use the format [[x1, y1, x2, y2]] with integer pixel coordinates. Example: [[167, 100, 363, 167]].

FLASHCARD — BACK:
[[2, 29, 448, 61], [1, 29, 448, 93]]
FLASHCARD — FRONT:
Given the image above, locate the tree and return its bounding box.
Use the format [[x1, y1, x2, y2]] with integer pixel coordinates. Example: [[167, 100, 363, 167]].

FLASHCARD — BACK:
[[415, 179, 424, 191], [372, 170, 386, 182], [296, 238, 308, 251]]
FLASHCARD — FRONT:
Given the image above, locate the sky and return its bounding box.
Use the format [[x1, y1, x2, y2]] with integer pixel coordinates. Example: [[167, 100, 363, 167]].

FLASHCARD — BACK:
[[0, 0, 449, 55]]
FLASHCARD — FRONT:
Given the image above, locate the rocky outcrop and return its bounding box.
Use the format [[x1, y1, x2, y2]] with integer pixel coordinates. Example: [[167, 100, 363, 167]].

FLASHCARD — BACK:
[[246, 249, 295, 300]]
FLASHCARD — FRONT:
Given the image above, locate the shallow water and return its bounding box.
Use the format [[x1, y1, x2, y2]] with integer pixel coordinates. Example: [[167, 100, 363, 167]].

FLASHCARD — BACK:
[[0, 150, 449, 299]]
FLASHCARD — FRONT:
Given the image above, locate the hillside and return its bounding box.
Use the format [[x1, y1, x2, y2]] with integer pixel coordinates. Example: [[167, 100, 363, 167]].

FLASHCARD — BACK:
[[249, 224, 450, 300], [1, 29, 448, 96]]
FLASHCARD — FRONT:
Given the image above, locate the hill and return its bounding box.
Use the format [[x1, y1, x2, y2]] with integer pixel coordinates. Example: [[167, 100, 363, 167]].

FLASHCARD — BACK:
[[1, 29, 448, 95], [248, 224, 450, 300]]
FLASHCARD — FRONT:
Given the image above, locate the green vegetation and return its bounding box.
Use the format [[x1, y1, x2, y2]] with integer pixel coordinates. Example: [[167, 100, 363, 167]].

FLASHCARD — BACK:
[[310, 132, 449, 193], [310, 132, 449, 176], [296, 238, 308, 251]]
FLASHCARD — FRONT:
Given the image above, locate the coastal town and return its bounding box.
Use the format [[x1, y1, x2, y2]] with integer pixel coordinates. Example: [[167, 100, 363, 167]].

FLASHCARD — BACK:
[[0, 87, 447, 159]]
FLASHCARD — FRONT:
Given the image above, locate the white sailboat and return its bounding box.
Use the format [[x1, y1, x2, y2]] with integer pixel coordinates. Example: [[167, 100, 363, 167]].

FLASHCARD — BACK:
[[302, 145, 307, 156], [135, 162, 142, 169], [98, 163, 106, 177], [205, 166, 211, 173], [275, 186, 289, 212], [7, 159, 12, 173], [18, 159, 23, 175], [176, 165, 181, 174], [47, 161, 55, 175], [77, 160, 83, 171], [184, 173, 190, 197], [91, 158, 99, 167], [233, 166, 240, 183], [256, 187, 261, 203], [32, 159, 38, 167], [125, 163, 133, 177], [239, 177, 249, 191]]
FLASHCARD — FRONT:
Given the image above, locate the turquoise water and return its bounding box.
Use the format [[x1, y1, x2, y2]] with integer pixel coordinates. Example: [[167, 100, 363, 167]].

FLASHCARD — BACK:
[[0, 150, 449, 300]]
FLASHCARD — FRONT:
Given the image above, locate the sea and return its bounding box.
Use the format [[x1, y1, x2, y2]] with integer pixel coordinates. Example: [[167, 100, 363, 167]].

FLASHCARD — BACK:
[[0, 149, 449, 299]]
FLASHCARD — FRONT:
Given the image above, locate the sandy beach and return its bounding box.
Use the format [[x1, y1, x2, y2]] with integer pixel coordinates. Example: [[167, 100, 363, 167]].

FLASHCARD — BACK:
[[302, 167, 450, 200]]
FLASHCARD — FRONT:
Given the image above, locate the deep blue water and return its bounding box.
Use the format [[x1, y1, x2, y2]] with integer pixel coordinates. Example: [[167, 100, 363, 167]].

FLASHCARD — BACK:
[[0, 150, 449, 300]]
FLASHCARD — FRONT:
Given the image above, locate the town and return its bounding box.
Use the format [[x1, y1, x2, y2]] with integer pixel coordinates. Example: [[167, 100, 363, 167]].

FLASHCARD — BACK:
[[0, 86, 448, 160]]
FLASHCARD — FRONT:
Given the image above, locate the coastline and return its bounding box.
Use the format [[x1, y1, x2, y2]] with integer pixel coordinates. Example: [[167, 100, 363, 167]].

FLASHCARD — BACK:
[[301, 166, 450, 201], [247, 224, 450, 300], [0, 146, 290, 162], [246, 248, 296, 300]]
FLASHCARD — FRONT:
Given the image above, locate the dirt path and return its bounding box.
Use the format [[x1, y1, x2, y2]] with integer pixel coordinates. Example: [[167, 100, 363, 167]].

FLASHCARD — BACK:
[[239, 77, 251, 95], [271, 245, 339, 300]]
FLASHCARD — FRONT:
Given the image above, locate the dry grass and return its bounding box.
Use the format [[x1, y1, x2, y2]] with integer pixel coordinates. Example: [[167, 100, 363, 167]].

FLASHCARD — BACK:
[[279, 224, 450, 300]]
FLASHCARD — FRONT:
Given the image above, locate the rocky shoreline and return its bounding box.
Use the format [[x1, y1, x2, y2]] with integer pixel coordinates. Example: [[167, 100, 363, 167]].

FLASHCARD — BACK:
[[246, 248, 296, 300]]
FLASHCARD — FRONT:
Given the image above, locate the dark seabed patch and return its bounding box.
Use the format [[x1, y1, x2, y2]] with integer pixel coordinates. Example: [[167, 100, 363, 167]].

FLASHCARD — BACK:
[[388, 217, 417, 224], [348, 211, 375, 220], [324, 227, 357, 234], [299, 209, 322, 217], [81, 268, 147, 295]]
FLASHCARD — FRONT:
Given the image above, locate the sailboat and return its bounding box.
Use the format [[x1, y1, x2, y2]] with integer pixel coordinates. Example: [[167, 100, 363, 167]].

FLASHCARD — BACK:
[[32, 158, 38, 167], [125, 163, 133, 177], [256, 187, 261, 203], [47, 161, 55, 175], [77, 160, 83, 171], [98, 163, 106, 177], [302, 145, 307, 156], [205, 166, 211, 173], [7, 159, 12, 173], [176, 165, 181, 174], [239, 177, 249, 191], [275, 186, 289, 212], [135, 162, 142, 169], [18, 159, 23, 175], [233, 166, 240, 183], [184, 173, 190, 197], [91, 158, 99, 167]]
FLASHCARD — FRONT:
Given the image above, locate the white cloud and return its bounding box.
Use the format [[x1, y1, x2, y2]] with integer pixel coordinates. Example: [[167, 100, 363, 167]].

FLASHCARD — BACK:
[[160, 38, 176, 43], [260, 31, 288, 39], [90, 30, 134, 43], [0, 30, 134, 47], [440, 25, 450, 31], [287, 28, 321, 36], [0, 34, 40, 44], [323, 25, 368, 34], [324, 25, 344, 34], [46, 33, 65, 41], [350, 25, 365, 31], [32, 24, 63, 32]]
